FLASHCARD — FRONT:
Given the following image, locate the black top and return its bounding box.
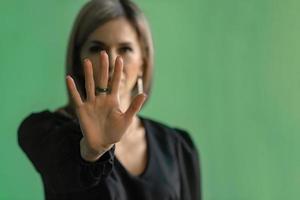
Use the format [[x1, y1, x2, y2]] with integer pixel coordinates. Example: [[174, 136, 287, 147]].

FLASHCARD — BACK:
[[18, 110, 201, 200]]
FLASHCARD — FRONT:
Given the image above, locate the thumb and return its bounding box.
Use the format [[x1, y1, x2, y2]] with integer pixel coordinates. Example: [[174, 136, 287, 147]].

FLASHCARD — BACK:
[[124, 93, 147, 122]]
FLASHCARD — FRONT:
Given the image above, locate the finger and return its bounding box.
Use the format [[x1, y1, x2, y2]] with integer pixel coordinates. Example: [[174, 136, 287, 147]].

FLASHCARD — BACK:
[[84, 59, 95, 101], [124, 93, 147, 121], [110, 56, 123, 96], [96, 51, 109, 91], [66, 75, 83, 107]]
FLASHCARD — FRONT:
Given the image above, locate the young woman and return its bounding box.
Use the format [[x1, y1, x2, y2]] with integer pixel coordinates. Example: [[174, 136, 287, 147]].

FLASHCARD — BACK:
[[18, 0, 201, 199]]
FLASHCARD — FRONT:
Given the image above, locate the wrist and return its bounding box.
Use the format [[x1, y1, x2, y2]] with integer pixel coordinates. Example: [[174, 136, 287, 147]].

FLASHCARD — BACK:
[[80, 137, 109, 162]]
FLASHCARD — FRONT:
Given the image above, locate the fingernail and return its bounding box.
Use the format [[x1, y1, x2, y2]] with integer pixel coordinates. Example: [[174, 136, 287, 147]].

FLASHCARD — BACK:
[[118, 56, 123, 64], [100, 50, 106, 56], [83, 58, 89, 64]]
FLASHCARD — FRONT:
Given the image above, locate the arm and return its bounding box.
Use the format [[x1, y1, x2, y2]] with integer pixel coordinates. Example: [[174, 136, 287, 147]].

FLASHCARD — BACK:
[[18, 112, 115, 194], [174, 128, 202, 200]]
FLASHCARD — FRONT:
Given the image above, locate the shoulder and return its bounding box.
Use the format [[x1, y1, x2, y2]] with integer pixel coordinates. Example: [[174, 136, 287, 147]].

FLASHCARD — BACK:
[[18, 109, 79, 139], [173, 127, 198, 153], [18, 110, 53, 134], [140, 116, 197, 152]]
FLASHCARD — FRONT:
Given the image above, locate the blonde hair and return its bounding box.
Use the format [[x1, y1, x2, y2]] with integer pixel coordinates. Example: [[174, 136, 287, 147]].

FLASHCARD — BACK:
[[65, 0, 154, 116]]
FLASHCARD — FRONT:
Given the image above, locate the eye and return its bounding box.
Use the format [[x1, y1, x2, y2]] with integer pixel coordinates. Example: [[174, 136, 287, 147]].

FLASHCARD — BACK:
[[119, 46, 133, 54], [89, 45, 105, 53]]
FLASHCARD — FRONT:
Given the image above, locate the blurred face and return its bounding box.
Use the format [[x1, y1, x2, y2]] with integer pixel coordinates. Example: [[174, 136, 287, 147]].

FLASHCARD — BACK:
[[80, 17, 143, 99]]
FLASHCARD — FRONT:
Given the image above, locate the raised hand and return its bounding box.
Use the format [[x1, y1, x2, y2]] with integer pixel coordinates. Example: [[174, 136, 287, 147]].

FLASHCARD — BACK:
[[66, 51, 147, 162]]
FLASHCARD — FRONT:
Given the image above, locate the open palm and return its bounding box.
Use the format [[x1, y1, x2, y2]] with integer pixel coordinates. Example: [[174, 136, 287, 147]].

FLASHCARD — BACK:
[[66, 51, 146, 159]]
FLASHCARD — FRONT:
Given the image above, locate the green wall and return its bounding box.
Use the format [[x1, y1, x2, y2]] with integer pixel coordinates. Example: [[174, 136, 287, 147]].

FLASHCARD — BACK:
[[1, 0, 300, 199]]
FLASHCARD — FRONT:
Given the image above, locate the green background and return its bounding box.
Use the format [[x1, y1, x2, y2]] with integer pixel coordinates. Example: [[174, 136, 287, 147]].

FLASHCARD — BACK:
[[1, 0, 300, 199]]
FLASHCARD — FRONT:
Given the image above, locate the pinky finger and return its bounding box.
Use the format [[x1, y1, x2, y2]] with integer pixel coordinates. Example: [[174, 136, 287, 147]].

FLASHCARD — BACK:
[[66, 75, 83, 107]]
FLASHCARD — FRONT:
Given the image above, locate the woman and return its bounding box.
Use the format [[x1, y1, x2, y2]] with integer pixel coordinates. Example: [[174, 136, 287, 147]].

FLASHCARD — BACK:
[[18, 0, 201, 199]]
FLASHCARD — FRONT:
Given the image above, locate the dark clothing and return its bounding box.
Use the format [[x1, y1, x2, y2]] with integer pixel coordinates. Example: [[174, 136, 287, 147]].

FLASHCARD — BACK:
[[18, 110, 201, 200]]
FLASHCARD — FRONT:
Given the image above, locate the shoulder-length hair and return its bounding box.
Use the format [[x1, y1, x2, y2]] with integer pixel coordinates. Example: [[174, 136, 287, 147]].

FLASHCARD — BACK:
[[65, 0, 154, 116]]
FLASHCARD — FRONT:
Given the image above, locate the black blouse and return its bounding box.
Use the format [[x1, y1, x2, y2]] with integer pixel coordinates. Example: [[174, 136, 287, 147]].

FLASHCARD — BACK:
[[18, 110, 201, 200]]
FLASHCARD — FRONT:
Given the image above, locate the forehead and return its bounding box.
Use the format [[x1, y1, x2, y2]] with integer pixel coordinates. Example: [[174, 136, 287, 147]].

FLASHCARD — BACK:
[[87, 17, 139, 45]]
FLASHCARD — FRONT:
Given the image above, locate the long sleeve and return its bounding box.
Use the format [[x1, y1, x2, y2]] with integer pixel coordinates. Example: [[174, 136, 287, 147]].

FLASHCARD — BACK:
[[17, 111, 115, 194], [174, 128, 202, 200]]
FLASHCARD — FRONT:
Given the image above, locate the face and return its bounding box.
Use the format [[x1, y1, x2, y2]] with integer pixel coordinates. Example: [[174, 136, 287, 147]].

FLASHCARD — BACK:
[[80, 17, 144, 99]]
